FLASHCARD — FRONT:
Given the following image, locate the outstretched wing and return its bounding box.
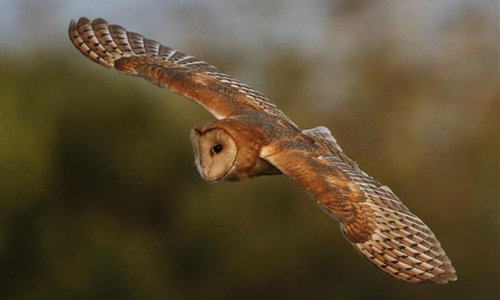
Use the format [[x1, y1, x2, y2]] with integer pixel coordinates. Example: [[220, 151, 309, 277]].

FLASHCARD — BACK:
[[261, 130, 457, 284], [68, 17, 296, 125]]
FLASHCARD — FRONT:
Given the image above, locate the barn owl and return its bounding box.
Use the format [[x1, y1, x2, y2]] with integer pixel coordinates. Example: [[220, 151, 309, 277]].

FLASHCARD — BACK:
[[68, 17, 457, 284]]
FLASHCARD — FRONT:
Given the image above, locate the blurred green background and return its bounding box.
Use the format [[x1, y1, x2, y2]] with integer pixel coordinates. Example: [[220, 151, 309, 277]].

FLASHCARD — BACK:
[[0, 1, 498, 299]]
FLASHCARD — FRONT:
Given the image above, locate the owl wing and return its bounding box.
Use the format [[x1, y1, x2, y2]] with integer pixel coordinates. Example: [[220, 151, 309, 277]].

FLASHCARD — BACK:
[[68, 17, 296, 125], [261, 127, 457, 284]]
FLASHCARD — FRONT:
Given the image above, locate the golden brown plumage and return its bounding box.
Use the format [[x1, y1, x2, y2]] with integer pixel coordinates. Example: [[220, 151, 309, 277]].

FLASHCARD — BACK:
[[68, 17, 457, 284]]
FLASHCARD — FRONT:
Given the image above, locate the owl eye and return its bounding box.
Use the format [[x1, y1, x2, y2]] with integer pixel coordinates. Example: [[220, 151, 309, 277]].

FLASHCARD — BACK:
[[212, 144, 223, 154]]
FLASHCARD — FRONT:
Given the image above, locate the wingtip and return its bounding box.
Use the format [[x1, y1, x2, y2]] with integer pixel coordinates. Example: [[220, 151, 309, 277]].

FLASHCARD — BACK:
[[436, 252, 458, 284], [69, 17, 109, 29], [92, 17, 108, 24], [413, 254, 457, 284], [68, 18, 76, 31], [68, 19, 77, 42], [433, 275, 457, 284], [76, 17, 90, 26], [436, 267, 458, 284]]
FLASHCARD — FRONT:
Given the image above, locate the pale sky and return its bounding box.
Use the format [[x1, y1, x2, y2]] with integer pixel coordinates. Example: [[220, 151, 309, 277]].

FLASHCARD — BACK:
[[0, 0, 494, 57]]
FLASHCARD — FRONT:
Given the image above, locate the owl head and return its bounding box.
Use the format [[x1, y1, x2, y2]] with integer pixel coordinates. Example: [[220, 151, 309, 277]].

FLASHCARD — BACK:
[[190, 125, 238, 182]]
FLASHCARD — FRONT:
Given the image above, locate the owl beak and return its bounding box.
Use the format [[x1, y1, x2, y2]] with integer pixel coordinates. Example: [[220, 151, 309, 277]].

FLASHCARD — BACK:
[[204, 169, 212, 180]]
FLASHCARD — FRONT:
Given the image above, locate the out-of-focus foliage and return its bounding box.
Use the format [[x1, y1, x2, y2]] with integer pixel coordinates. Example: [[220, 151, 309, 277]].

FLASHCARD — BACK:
[[0, 1, 498, 300]]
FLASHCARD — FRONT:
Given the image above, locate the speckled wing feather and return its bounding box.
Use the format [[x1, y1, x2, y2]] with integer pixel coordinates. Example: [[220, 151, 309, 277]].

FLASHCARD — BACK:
[[68, 17, 296, 125], [262, 131, 457, 284]]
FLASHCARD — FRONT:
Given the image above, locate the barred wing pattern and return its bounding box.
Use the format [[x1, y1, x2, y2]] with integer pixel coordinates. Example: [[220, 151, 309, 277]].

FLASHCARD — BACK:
[[338, 163, 456, 283], [68, 17, 296, 125], [262, 135, 457, 284]]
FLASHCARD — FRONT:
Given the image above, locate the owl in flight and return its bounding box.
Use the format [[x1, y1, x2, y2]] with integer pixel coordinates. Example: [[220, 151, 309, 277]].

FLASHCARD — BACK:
[[69, 17, 457, 284]]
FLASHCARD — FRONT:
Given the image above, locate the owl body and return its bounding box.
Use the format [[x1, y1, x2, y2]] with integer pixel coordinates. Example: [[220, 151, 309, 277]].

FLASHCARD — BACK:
[[191, 115, 294, 181], [68, 17, 457, 284]]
